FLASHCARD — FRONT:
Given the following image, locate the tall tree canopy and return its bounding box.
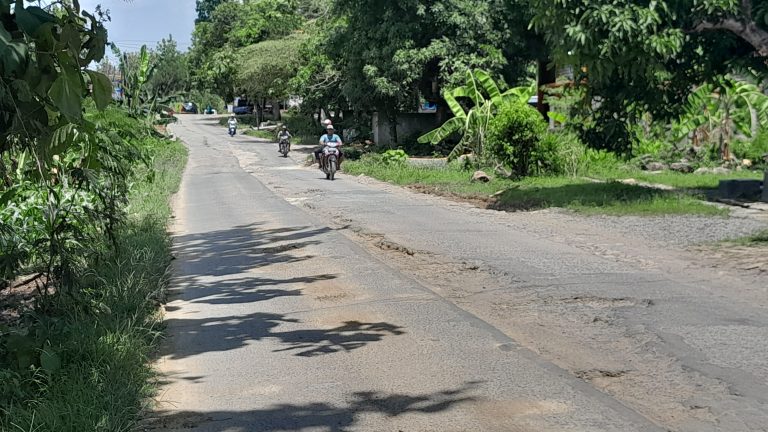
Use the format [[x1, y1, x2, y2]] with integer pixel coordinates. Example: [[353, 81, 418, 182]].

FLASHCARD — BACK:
[[529, 0, 768, 151], [328, 0, 537, 115]]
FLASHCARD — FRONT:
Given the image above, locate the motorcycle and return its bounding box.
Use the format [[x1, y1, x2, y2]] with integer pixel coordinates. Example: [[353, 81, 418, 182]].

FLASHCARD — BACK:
[[279, 137, 290, 157], [228, 124, 237, 136], [320, 144, 340, 180]]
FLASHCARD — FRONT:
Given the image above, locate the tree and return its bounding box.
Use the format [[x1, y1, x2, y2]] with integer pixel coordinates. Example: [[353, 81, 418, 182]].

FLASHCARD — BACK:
[[188, 0, 303, 100], [236, 34, 307, 121], [328, 0, 535, 143], [147, 36, 190, 99], [528, 0, 768, 153], [195, 0, 230, 23]]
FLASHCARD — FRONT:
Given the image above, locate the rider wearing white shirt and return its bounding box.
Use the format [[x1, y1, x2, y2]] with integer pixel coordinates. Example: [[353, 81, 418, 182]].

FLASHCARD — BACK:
[[315, 124, 343, 166]]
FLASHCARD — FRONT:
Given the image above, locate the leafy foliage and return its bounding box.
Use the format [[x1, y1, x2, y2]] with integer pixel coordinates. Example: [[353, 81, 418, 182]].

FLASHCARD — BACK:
[[528, 0, 768, 152], [237, 34, 306, 102], [381, 149, 409, 164], [677, 76, 768, 159], [485, 101, 547, 177], [418, 69, 535, 160]]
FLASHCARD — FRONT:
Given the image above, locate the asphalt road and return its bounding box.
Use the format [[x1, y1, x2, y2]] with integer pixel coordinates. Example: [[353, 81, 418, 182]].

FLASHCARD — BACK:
[[151, 116, 768, 432]]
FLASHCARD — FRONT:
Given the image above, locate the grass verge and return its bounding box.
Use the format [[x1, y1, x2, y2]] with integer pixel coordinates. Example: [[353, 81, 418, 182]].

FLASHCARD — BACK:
[[244, 129, 275, 140], [594, 169, 764, 190], [344, 158, 728, 216], [0, 138, 187, 431], [731, 229, 768, 246]]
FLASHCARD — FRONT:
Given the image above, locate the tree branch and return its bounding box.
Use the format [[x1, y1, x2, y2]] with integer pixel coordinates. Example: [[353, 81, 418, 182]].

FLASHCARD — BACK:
[[692, 17, 768, 57]]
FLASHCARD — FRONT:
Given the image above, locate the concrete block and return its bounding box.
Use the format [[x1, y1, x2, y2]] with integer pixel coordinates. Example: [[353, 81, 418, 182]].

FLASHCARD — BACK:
[[718, 179, 763, 199], [762, 171, 768, 202]]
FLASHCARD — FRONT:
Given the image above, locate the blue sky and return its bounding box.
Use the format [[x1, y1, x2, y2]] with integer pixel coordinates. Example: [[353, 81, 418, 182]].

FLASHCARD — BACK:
[[79, 0, 197, 54]]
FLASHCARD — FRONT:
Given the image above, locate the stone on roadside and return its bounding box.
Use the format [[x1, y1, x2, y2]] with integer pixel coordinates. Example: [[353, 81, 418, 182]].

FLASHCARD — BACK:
[[457, 154, 477, 167], [742, 159, 753, 168], [694, 167, 713, 175], [643, 162, 667, 171], [670, 162, 694, 173], [471, 170, 492, 183], [712, 167, 731, 175]]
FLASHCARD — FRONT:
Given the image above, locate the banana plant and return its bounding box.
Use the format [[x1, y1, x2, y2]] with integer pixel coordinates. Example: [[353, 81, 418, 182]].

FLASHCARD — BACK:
[[116, 45, 158, 117], [418, 69, 535, 160], [677, 76, 768, 160]]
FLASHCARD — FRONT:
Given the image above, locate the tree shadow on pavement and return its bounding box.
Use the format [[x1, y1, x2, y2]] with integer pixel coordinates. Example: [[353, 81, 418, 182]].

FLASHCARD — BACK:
[[162, 312, 405, 360], [173, 224, 331, 278], [173, 274, 337, 306], [146, 382, 481, 432]]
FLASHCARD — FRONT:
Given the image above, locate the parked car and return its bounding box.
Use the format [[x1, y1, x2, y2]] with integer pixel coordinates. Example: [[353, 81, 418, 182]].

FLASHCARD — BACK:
[[181, 102, 198, 114], [232, 105, 254, 115]]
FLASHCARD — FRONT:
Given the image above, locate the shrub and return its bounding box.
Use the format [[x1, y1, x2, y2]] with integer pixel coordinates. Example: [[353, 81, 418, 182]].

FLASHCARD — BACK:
[[536, 131, 588, 176], [382, 149, 409, 164], [732, 130, 768, 167], [188, 89, 226, 112], [486, 101, 547, 177], [283, 109, 320, 137]]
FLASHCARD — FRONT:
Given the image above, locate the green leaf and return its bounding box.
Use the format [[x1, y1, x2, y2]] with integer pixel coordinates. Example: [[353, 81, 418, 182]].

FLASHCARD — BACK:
[[48, 69, 84, 120], [40, 349, 61, 372], [14, 2, 47, 36], [0, 26, 28, 74], [444, 91, 467, 118], [475, 70, 502, 105], [87, 70, 113, 110], [418, 116, 464, 144]]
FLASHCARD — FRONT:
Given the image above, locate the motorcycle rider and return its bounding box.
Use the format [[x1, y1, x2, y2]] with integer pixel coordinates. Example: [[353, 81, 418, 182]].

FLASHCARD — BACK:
[[315, 124, 343, 168], [277, 125, 292, 152], [227, 114, 238, 134]]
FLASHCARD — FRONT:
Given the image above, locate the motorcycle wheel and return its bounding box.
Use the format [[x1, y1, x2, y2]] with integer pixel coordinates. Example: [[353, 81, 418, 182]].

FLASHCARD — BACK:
[[329, 160, 336, 181]]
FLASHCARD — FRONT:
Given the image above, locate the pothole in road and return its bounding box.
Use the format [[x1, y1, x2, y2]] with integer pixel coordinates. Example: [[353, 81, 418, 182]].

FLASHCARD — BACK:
[[575, 369, 631, 380], [561, 295, 654, 308]]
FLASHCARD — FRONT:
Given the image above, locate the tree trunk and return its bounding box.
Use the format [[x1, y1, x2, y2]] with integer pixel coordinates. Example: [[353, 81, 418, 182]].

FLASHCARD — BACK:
[[273, 100, 282, 121], [388, 111, 399, 148], [537, 58, 557, 120]]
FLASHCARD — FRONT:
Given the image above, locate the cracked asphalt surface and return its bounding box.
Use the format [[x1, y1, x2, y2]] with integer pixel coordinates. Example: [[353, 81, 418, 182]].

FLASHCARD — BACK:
[[152, 116, 768, 432]]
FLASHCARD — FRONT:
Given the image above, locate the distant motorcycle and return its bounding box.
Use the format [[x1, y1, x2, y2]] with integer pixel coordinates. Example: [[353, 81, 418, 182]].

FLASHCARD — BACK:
[[228, 124, 237, 136], [320, 143, 340, 180], [279, 137, 290, 157]]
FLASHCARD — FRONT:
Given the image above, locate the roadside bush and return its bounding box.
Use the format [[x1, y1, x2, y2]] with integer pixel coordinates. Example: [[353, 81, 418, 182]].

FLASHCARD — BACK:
[[283, 109, 319, 137], [188, 89, 226, 113], [733, 131, 768, 167], [486, 101, 547, 177], [382, 149, 409, 164], [0, 109, 186, 430], [536, 131, 587, 176]]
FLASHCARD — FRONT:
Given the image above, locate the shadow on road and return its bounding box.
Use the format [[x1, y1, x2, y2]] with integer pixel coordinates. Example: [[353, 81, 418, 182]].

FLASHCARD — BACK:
[[147, 382, 481, 431], [173, 224, 330, 278], [162, 312, 405, 359]]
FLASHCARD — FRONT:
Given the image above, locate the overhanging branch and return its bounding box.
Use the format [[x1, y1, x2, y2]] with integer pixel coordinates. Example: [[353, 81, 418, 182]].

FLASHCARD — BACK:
[[692, 17, 768, 57]]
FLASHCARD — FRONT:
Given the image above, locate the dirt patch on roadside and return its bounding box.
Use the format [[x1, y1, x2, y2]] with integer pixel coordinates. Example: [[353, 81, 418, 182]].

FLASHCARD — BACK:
[[407, 184, 495, 209], [689, 242, 768, 276], [0, 275, 48, 325]]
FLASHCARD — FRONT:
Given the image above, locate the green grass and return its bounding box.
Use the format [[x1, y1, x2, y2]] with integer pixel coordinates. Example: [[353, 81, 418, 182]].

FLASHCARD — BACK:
[[244, 129, 276, 140], [0, 139, 187, 431], [595, 169, 764, 190], [344, 158, 728, 216], [731, 229, 768, 246]]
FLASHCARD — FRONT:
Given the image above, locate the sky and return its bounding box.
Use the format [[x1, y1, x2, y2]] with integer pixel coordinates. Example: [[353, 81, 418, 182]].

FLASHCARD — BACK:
[[79, 0, 197, 55]]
